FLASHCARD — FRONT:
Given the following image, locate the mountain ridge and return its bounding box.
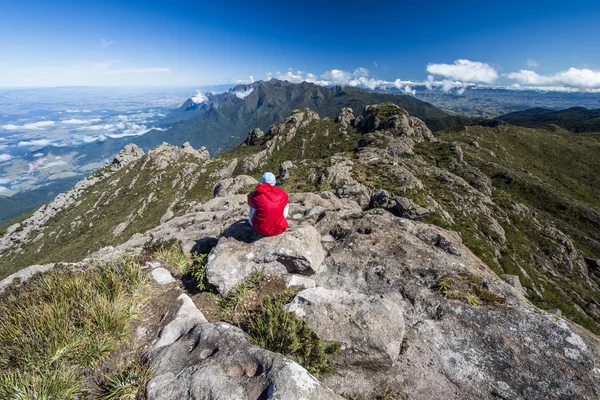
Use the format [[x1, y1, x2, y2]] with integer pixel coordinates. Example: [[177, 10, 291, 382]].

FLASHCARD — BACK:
[[1, 103, 599, 399]]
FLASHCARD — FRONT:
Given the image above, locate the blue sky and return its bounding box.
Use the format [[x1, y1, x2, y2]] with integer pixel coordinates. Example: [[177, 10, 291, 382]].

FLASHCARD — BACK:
[[1, 0, 599, 90]]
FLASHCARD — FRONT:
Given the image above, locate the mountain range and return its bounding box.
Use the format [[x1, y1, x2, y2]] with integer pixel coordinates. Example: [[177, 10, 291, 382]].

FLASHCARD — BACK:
[[0, 79, 469, 224]]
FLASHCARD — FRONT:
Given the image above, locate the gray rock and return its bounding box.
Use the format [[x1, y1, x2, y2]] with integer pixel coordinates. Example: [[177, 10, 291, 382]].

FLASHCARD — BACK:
[[285, 287, 405, 368], [394, 196, 429, 219], [154, 294, 208, 348], [151, 267, 176, 285], [112, 143, 144, 169], [369, 189, 396, 210], [585, 258, 600, 272], [279, 160, 294, 181], [148, 320, 342, 400], [285, 275, 316, 289], [182, 141, 210, 159], [335, 107, 355, 130], [501, 274, 525, 296], [206, 224, 326, 296], [213, 175, 258, 197], [245, 128, 265, 146], [0, 263, 55, 293]]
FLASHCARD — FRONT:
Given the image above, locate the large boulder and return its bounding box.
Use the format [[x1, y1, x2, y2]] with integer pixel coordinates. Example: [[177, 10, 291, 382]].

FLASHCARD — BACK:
[[148, 297, 342, 400], [285, 287, 405, 368], [205, 224, 326, 296]]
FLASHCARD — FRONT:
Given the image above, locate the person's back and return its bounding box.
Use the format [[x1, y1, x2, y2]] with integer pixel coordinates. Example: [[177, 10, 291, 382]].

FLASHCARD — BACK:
[[248, 172, 289, 237]]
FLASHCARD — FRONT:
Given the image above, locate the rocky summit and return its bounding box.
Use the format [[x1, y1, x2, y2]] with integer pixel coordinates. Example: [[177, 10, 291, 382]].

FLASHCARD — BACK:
[[0, 103, 599, 399]]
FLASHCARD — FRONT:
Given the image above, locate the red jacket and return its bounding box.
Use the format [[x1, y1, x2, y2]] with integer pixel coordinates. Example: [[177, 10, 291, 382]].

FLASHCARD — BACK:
[[248, 183, 289, 236]]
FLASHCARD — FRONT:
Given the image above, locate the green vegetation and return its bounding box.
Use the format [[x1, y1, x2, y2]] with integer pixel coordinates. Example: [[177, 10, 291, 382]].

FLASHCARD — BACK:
[[498, 107, 600, 133], [247, 290, 340, 377], [0, 260, 148, 398], [143, 238, 211, 290], [0, 153, 218, 280], [211, 271, 264, 318], [437, 274, 506, 306], [98, 363, 151, 400]]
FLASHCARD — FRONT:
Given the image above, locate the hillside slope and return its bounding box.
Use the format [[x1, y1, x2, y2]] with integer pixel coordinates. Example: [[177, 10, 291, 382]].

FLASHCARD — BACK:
[[498, 106, 600, 133], [1, 105, 600, 399], [1, 103, 599, 338]]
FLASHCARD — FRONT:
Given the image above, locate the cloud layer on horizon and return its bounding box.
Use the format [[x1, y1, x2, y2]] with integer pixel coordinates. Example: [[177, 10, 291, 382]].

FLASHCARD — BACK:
[[261, 60, 600, 94], [507, 67, 600, 89]]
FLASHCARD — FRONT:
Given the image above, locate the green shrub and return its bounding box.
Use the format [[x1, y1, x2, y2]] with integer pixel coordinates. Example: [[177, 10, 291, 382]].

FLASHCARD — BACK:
[[246, 291, 338, 377], [184, 253, 211, 291]]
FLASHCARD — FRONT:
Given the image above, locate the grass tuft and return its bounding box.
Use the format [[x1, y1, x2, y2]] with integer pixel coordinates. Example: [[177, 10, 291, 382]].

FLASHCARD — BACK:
[[98, 363, 151, 400], [436, 274, 505, 306], [213, 272, 264, 318], [0, 259, 148, 396]]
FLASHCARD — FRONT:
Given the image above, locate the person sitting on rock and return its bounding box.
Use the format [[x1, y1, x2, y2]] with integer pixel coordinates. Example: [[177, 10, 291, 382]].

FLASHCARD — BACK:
[[247, 172, 289, 236]]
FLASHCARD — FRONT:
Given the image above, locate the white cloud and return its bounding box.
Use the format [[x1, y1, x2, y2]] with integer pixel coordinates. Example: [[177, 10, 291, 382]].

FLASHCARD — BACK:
[[2, 121, 55, 131], [41, 160, 67, 169], [426, 59, 498, 84], [267, 68, 423, 93], [526, 59, 539, 68], [506, 67, 600, 89], [17, 139, 53, 147], [101, 38, 113, 47], [33, 153, 44, 157], [61, 118, 101, 124], [267, 70, 329, 86], [23, 121, 55, 129], [0, 178, 12, 184], [353, 67, 369, 78], [321, 67, 371, 85], [0, 154, 13, 162], [0, 186, 8, 192], [191, 90, 208, 104], [234, 87, 254, 99]]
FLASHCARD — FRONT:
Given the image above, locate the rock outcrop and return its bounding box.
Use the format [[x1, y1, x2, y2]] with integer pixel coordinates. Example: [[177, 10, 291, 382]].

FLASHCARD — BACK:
[[148, 298, 342, 400], [86, 193, 600, 399], [206, 224, 325, 296], [241, 108, 320, 172], [112, 143, 145, 169], [213, 175, 258, 197]]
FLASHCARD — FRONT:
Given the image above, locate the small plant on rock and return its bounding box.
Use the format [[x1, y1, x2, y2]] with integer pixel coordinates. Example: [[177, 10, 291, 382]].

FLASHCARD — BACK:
[[436, 274, 505, 306], [465, 293, 483, 306], [246, 291, 339, 377], [214, 272, 264, 318]]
